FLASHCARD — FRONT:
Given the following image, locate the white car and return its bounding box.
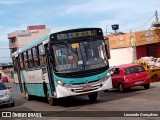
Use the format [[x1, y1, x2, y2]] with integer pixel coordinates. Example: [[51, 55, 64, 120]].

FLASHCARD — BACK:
[[0, 81, 15, 107]]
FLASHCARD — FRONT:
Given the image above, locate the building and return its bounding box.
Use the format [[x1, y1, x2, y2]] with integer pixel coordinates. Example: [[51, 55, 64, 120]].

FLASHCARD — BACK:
[[106, 29, 160, 66], [7, 25, 51, 79], [8, 25, 51, 55]]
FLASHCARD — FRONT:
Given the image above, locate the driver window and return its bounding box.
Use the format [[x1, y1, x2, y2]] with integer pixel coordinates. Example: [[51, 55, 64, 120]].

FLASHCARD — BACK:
[[113, 68, 120, 76]]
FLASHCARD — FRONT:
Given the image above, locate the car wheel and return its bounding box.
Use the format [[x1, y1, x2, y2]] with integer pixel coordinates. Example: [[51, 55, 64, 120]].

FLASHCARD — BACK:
[[10, 101, 15, 107], [119, 83, 125, 93], [144, 83, 150, 89], [88, 92, 98, 102]]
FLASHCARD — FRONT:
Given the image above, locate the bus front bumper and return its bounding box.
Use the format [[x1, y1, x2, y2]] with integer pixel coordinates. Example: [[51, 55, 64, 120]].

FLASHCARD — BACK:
[[55, 76, 112, 98]]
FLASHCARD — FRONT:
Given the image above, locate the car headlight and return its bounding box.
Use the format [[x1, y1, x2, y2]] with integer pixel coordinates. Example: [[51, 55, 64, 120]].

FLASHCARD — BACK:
[[4, 91, 11, 97]]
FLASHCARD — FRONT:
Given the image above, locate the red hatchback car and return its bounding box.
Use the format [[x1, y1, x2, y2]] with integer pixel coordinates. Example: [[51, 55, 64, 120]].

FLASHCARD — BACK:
[[111, 64, 150, 92], [1, 77, 9, 83]]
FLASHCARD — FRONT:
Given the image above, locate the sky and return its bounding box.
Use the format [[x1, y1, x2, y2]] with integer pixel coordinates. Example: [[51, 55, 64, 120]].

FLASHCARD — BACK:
[[0, 0, 160, 63]]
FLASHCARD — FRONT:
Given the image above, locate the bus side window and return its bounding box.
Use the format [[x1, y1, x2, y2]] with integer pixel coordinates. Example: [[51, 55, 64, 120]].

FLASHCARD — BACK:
[[13, 57, 17, 72], [28, 49, 34, 69], [20, 53, 24, 70], [38, 44, 46, 66], [23, 52, 28, 70], [32, 47, 40, 67]]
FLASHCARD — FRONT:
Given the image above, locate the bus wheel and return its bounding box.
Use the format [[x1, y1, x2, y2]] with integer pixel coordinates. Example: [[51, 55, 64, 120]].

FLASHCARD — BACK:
[[47, 92, 56, 106], [25, 88, 31, 101], [88, 92, 98, 102]]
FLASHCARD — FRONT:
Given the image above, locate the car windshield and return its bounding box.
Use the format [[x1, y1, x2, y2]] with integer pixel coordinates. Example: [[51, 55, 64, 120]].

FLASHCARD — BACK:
[[0, 82, 7, 90], [52, 40, 108, 72], [125, 66, 145, 75]]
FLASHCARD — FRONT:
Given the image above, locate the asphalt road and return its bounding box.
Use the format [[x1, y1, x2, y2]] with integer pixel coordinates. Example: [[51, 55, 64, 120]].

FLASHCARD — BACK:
[[1, 81, 160, 120]]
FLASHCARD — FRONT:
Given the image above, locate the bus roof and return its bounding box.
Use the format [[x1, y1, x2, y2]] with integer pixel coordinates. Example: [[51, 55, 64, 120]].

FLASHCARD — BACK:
[[12, 34, 50, 57], [12, 28, 103, 57], [50, 28, 102, 42]]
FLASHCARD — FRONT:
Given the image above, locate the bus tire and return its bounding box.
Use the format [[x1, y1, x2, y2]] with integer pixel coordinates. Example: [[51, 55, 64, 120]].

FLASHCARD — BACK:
[[25, 87, 31, 101], [47, 92, 56, 106], [88, 92, 98, 102]]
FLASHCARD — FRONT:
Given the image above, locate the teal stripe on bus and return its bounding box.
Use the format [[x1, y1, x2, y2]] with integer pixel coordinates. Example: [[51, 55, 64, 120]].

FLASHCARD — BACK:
[[53, 68, 110, 86]]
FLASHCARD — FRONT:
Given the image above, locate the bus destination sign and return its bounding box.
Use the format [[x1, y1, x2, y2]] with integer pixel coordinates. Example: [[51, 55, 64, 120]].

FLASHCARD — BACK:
[[56, 30, 98, 40]]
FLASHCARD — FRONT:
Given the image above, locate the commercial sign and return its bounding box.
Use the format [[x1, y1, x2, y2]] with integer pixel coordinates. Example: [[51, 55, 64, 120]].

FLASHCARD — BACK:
[[135, 30, 160, 46], [108, 33, 136, 49], [17, 30, 31, 37], [108, 29, 160, 49]]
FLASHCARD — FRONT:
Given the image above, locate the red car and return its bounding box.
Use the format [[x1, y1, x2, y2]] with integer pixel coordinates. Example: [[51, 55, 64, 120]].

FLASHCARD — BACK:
[[1, 77, 9, 83], [111, 64, 150, 92]]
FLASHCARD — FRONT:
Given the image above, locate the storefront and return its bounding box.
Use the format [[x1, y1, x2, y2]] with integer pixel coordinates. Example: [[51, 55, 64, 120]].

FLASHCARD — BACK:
[[107, 29, 160, 66], [135, 30, 160, 59]]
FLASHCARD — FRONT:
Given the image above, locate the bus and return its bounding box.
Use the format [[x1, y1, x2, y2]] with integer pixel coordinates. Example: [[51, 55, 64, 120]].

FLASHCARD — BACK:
[[12, 28, 112, 106]]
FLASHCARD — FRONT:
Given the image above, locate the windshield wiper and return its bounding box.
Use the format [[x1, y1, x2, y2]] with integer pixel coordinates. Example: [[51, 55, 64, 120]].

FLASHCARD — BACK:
[[64, 43, 78, 55]]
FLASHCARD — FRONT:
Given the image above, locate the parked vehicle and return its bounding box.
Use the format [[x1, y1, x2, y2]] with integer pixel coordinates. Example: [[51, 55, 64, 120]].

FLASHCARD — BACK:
[[0, 81, 15, 107], [1, 77, 9, 83], [111, 64, 150, 92], [134, 57, 160, 82]]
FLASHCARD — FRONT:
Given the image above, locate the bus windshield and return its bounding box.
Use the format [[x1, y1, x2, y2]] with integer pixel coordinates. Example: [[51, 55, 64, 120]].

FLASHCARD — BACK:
[[52, 40, 108, 72]]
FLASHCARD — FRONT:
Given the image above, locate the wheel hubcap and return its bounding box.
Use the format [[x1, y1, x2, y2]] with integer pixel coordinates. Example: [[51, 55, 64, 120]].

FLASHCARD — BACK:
[[119, 85, 123, 91]]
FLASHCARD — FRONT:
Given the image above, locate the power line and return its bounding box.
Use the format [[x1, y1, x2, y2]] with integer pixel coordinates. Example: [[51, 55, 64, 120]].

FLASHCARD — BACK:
[[122, 15, 155, 33]]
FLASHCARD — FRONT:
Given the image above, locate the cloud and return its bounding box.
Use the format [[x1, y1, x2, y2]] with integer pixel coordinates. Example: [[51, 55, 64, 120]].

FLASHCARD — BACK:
[[0, 0, 25, 5], [64, 0, 140, 15], [0, 24, 28, 42], [63, 0, 160, 22], [0, 24, 30, 62]]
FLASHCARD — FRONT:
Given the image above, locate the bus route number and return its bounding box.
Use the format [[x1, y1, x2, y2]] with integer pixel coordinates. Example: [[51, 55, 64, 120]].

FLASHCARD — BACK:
[[57, 63, 76, 71]]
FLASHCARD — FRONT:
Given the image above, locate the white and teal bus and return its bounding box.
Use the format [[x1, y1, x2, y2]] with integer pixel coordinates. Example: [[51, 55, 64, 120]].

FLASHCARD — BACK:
[[12, 28, 112, 105]]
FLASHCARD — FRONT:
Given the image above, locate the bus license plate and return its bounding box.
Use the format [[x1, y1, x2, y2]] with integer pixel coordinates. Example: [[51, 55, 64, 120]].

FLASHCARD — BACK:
[[83, 86, 92, 91]]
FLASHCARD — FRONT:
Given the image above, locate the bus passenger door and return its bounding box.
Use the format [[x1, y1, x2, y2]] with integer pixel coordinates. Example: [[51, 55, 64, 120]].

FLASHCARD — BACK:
[[44, 44, 55, 97], [15, 56, 24, 93]]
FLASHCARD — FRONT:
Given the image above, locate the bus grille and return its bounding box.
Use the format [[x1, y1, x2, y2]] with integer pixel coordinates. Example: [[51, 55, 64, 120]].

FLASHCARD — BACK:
[[69, 79, 104, 93]]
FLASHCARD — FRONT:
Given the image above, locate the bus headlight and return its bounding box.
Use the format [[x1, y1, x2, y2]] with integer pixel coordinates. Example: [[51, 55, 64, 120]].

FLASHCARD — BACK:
[[56, 80, 71, 87], [56, 80, 65, 86], [103, 72, 110, 81], [107, 73, 110, 76]]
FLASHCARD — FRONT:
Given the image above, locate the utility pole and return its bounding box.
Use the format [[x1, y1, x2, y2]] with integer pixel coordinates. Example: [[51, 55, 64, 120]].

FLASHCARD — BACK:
[[106, 25, 107, 35], [155, 10, 159, 22], [152, 10, 160, 28]]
